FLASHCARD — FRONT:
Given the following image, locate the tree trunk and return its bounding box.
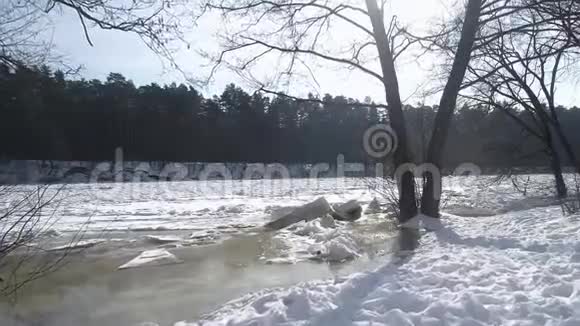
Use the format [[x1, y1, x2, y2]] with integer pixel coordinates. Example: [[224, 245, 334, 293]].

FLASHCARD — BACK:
[[543, 120, 568, 198], [421, 0, 482, 218], [550, 150, 568, 198], [550, 115, 580, 176], [365, 0, 417, 222]]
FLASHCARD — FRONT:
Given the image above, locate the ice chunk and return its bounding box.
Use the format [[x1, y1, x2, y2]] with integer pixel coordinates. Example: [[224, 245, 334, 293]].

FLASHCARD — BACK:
[[48, 239, 106, 252], [189, 230, 219, 240], [365, 198, 382, 214], [309, 235, 360, 262], [265, 205, 296, 219], [331, 200, 362, 221], [118, 249, 183, 270], [294, 221, 328, 236], [265, 257, 298, 265], [264, 197, 331, 230], [143, 235, 182, 244], [319, 214, 336, 228], [42, 229, 62, 238], [217, 204, 245, 214]]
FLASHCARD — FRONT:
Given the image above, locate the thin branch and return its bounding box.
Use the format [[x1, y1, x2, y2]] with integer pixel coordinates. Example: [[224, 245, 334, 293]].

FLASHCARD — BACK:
[[256, 86, 389, 109]]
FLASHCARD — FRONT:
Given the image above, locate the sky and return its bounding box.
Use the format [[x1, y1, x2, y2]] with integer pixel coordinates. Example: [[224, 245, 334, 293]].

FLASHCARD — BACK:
[[46, 0, 579, 107]]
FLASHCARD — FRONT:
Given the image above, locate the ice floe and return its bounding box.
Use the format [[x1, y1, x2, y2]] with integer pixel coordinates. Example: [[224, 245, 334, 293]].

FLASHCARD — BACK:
[[48, 239, 107, 252], [308, 234, 360, 262], [143, 235, 182, 244], [118, 249, 183, 270], [264, 197, 332, 230]]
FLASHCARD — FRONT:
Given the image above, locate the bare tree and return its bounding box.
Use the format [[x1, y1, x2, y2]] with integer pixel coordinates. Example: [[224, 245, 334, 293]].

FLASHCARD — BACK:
[[195, 0, 420, 221], [418, 0, 483, 218], [0, 184, 77, 297], [0, 0, 54, 68], [529, 0, 580, 47], [196, 0, 493, 221], [461, 1, 580, 198], [44, 0, 192, 74], [409, 0, 580, 215], [2, 0, 191, 74]]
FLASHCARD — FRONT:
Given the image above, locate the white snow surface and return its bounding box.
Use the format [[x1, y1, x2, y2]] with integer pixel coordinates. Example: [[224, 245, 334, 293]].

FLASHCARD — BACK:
[[118, 249, 183, 270], [47, 239, 107, 251], [401, 214, 444, 231], [180, 206, 580, 326]]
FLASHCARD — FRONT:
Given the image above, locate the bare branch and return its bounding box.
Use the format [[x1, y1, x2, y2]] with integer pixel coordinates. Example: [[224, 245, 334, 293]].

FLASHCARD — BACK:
[[257, 86, 389, 109]]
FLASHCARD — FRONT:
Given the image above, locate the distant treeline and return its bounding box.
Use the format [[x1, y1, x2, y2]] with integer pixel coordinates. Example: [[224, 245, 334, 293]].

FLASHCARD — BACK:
[[1, 65, 579, 168]]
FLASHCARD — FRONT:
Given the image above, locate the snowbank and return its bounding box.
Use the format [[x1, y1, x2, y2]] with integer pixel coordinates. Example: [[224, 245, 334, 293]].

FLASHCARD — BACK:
[[179, 206, 580, 325]]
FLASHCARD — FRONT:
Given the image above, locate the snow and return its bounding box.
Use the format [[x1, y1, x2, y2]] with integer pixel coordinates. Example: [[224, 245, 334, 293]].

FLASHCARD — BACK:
[[401, 214, 444, 231], [364, 198, 382, 214], [118, 249, 183, 270], [5, 174, 580, 325], [178, 206, 580, 325], [48, 239, 107, 251], [319, 214, 336, 229], [308, 234, 360, 262]]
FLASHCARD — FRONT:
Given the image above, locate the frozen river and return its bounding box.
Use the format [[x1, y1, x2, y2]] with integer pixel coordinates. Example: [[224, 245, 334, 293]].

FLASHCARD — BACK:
[[13, 174, 564, 234]]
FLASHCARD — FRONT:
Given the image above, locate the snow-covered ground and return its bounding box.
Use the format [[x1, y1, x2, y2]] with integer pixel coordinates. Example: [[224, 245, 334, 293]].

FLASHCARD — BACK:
[[1, 174, 579, 325], [180, 206, 580, 326]]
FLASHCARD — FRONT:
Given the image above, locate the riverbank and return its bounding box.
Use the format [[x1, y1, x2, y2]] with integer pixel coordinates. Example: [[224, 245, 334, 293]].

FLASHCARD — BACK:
[[184, 206, 580, 325]]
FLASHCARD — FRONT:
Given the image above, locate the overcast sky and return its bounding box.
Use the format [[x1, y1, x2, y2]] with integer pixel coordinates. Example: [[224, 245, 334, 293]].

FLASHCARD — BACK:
[[47, 0, 579, 107]]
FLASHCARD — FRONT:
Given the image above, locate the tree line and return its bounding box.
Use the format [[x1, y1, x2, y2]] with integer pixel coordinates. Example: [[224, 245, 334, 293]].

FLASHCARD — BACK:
[[1, 65, 579, 169]]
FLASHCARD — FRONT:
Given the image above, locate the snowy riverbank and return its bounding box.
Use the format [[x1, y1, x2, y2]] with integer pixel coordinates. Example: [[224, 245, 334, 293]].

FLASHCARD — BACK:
[[181, 206, 580, 325], [2, 175, 579, 325]]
